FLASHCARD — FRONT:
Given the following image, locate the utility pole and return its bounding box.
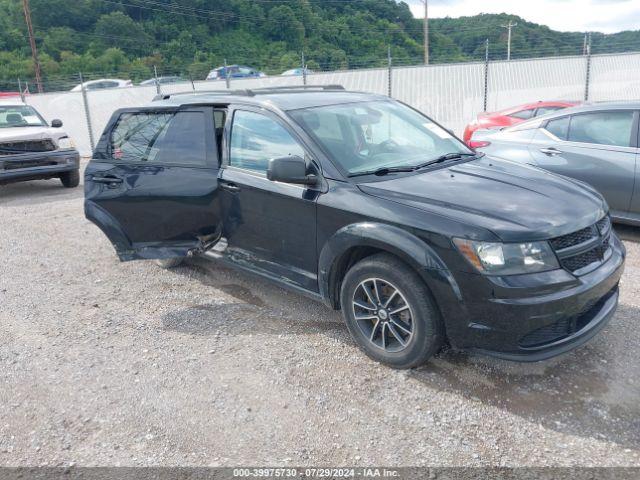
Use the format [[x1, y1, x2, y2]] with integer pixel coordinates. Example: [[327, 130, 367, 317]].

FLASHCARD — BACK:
[[422, 0, 429, 65], [501, 20, 517, 61], [22, 0, 43, 93]]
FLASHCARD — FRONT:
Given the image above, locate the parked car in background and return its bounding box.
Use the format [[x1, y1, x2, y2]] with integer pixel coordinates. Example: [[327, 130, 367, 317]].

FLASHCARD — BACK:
[[206, 65, 265, 81], [0, 99, 80, 187], [463, 100, 580, 146], [281, 68, 314, 76], [474, 102, 640, 225], [84, 86, 623, 368], [0, 92, 24, 98], [140, 76, 186, 86], [70, 79, 132, 92]]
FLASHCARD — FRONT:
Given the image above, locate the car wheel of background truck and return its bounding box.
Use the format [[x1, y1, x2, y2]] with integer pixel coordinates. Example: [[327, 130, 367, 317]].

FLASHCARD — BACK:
[[60, 170, 80, 188], [155, 258, 185, 269], [340, 253, 444, 369]]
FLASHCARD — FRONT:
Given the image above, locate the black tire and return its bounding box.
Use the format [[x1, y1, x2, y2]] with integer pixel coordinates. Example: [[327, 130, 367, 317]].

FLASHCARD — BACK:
[[155, 257, 185, 269], [340, 253, 444, 369], [60, 170, 80, 188]]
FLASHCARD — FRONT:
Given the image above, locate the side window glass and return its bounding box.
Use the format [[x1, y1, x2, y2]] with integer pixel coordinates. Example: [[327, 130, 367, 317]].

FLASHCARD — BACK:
[[229, 110, 304, 173], [213, 110, 227, 160], [155, 111, 207, 165], [111, 111, 207, 166], [545, 116, 570, 140], [568, 111, 634, 147], [510, 109, 535, 120]]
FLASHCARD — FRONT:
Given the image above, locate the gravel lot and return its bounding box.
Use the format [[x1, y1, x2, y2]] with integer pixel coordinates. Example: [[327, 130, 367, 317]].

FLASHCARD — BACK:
[[1, 164, 639, 468]]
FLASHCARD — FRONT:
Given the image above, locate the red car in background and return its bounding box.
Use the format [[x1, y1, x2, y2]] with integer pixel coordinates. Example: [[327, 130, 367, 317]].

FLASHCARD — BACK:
[[463, 100, 580, 147]]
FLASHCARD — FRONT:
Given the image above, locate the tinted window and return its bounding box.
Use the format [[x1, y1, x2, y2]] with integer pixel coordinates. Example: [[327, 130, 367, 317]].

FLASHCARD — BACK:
[[510, 109, 535, 120], [568, 111, 634, 147], [545, 116, 570, 140], [535, 106, 562, 117], [229, 110, 304, 173], [111, 111, 206, 165], [214, 110, 226, 159]]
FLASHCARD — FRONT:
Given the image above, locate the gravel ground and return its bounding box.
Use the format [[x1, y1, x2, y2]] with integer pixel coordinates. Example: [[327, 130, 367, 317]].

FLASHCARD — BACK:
[[1, 165, 639, 468]]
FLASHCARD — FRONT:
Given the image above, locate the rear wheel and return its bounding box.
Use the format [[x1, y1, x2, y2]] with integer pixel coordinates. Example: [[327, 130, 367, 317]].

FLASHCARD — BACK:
[[155, 257, 184, 269], [60, 170, 80, 188], [340, 253, 444, 369]]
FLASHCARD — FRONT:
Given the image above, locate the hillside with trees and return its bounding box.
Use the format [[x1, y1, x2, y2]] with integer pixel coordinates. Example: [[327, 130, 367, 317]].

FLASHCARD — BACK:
[[1, 0, 638, 90]]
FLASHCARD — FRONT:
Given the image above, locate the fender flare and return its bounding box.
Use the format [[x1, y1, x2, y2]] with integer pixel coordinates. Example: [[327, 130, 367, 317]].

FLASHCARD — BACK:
[[318, 222, 462, 309]]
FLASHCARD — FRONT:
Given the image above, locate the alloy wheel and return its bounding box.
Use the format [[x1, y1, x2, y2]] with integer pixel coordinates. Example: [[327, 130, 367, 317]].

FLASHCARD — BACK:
[[351, 277, 414, 353]]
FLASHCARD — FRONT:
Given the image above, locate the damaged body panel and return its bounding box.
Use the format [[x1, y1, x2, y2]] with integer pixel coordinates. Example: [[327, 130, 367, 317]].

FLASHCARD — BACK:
[[85, 88, 625, 368]]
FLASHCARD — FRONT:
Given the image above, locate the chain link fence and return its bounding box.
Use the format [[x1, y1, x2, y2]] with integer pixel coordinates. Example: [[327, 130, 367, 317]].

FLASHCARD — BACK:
[[13, 51, 640, 156]]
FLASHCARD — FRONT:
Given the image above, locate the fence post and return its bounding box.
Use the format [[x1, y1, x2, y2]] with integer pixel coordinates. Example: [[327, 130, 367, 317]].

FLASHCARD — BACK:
[[153, 65, 161, 95], [79, 72, 96, 152], [189, 73, 195, 91], [18, 78, 25, 103], [483, 39, 490, 112], [387, 45, 393, 98], [301, 51, 307, 86], [584, 32, 592, 101], [224, 58, 231, 89]]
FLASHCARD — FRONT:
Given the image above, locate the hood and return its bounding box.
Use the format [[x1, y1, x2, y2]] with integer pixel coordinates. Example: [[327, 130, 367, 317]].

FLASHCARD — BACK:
[[358, 156, 607, 242], [0, 126, 67, 143]]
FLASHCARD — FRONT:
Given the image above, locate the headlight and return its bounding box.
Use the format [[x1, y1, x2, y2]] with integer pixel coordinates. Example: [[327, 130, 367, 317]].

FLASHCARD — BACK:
[[57, 137, 75, 150], [453, 238, 559, 275]]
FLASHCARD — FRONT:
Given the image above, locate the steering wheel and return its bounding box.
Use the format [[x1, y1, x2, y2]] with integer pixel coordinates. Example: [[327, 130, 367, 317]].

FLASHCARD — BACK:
[[370, 138, 399, 157]]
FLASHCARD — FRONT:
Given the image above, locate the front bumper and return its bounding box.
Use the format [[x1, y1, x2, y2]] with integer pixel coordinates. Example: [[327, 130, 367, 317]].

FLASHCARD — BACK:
[[445, 232, 626, 361], [0, 149, 80, 184]]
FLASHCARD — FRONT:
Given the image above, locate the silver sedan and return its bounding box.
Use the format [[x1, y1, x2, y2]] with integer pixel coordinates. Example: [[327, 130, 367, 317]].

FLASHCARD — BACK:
[[472, 102, 640, 225]]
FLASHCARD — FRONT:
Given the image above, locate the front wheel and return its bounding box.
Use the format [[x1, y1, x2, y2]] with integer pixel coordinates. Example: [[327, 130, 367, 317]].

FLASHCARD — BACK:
[[60, 170, 80, 188], [340, 253, 444, 369]]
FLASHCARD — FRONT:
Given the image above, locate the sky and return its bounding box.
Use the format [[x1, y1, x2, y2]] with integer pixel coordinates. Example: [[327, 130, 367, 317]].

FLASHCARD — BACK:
[[406, 0, 640, 33]]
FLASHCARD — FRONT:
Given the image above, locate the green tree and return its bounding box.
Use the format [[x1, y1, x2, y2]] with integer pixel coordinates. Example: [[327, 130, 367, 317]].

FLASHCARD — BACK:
[[264, 6, 305, 47]]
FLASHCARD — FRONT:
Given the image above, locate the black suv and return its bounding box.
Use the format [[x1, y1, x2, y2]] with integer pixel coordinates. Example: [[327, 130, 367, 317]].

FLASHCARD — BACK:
[[85, 86, 625, 368]]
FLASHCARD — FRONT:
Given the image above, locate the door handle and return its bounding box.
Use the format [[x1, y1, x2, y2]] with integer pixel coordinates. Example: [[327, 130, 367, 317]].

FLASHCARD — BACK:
[[93, 175, 123, 186], [220, 181, 240, 193], [540, 147, 562, 156]]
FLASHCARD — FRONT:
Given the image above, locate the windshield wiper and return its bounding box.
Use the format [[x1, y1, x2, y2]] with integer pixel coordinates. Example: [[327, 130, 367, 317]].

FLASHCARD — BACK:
[[413, 152, 478, 170], [348, 152, 479, 178], [348, 166, 418, 178]]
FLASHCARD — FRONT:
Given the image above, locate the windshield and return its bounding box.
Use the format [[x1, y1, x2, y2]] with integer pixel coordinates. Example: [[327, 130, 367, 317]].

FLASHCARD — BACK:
[[290, 100, 471, 176], [0, 105, 47, 128]]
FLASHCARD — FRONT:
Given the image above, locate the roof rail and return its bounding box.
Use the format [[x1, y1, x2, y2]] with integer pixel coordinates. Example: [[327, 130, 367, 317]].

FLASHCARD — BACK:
[[153, 84, 345, 102], [244, 85, 346, 96]]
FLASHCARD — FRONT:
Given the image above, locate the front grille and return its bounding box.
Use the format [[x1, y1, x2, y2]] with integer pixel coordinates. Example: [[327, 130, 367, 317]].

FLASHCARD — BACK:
[[550, 216, 611, 275], [3, 159, 57, 170], [519, 288, 616, 348], [0, 139, 57, 156], [549, 225, 597, 250], [561, 241, 609, 272]]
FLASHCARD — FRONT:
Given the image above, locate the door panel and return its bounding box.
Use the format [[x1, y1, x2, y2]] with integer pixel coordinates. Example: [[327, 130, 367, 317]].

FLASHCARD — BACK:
[[84, 106, 222, 261], [219, 167, 319, 291], [529, 114, 637, 214], [219, 107, 319, 291]]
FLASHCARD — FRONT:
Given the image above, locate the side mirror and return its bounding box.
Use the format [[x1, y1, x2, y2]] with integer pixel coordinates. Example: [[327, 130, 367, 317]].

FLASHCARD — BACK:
[[267, 155, 317, 185], [51, 119, 63, 128]]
